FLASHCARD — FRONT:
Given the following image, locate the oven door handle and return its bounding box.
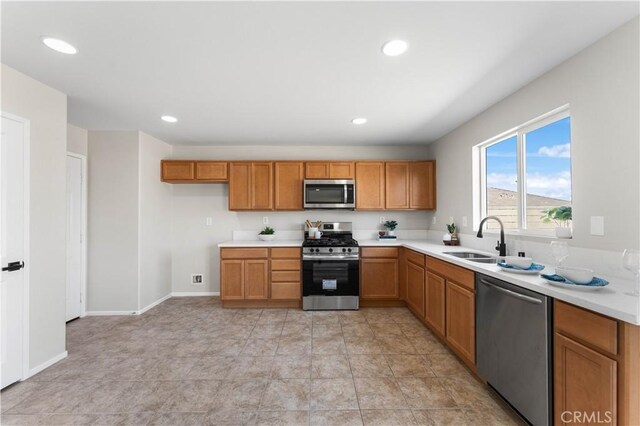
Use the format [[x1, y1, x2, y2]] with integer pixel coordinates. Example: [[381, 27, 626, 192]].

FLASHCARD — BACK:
[[303, 255, 359, 261]]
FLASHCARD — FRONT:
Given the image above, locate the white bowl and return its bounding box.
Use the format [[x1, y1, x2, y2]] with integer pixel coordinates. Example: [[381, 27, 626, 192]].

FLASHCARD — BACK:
[[556, 266, 594, 284], [258, 234, 275, 241], [505, 256, 533, 269]]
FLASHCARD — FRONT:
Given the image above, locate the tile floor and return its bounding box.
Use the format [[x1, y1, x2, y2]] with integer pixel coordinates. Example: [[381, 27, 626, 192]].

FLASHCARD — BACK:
[[1, 297, 523, 425]]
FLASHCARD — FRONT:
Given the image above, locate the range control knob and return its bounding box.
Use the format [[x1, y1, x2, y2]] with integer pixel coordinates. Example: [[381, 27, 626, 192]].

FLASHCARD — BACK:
[[342, 248, 347, 253], [347, 248, 352, 253], [315, 248, 320, 253], [329, 248, 333, 253]]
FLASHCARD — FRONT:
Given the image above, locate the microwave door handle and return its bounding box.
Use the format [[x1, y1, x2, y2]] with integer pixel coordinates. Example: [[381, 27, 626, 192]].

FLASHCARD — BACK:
[[344, 185, 348, 204]]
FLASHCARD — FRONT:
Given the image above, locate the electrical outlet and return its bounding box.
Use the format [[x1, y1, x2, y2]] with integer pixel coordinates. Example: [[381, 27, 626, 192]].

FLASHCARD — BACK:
[[432, 216, 437, 225], [206, 217, 213, 226], [263, 216, 269, 225], [380, 216, 385, 224], [191, 274, 203, 285], [462, 216, 468, 227]]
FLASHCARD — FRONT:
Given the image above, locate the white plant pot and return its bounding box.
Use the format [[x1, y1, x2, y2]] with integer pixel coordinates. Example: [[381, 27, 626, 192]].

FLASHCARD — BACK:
[[442, 233, 452, 242], [387, 230, 395, 236], [555, 227, 572, 239], [258, 234, 275, 241]]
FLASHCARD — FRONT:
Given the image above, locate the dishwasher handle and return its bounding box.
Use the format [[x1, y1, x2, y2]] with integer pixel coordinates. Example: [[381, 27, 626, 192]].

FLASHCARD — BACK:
[[480, 279, 542, 305]]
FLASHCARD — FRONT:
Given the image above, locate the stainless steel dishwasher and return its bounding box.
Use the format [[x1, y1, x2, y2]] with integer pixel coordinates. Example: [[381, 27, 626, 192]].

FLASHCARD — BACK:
[[476, 273, 553, 426]]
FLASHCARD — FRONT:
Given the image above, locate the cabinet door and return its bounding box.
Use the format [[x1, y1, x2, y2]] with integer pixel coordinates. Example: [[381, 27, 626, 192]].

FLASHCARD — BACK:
[[446, 281, 475, 364], [406, 262, 425, 317], [305, 162, 330, 179], [274, 162, 304, 210], [244, 259, 269, 299], [161, 161, 195, 182], [229, 163, 252, 210], [398, 249, 407, 301], [360, 258, 399, 299], [221, 260, 244, 300], [251, 162, 274, 210], [329, 162, 355, 179], [355, 162, 385, 210], [195, 161, 228, 181], [426, 272, 446, 337], [555, 333, 617, 425], [385, 162, 410, 209], [410, 161, 436, 209]]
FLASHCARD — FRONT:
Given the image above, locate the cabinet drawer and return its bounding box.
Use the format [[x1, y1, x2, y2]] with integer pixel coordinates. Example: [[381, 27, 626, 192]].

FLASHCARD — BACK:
[[427, 257, 475, 291], [361, 247, 399, 258], [555, 300, 618, 356], [271, 270, 300, 282], [220, 248, 269, 259], [406, 250, 425, 267], [271, 282, 301, 300], [270, 248, 301, 259], [195, 161, 228, 181], [271, 259, 301, 271]]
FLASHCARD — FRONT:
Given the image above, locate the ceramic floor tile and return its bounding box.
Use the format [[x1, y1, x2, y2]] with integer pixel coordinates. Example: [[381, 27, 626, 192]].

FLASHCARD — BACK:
[[187, 355, 237, 380], [241, 338, 280, 356], [160, 380, 222, 412], [276, 337, 312, 356], [353, 377, 408, 409], [396, 378, 458, 409], [204, 408, 257, 425], [310, 378, 358, 410], [310, 410, 363, 426], [385, 354, 435, 378], [311, 337, 347, 355], [92, 412, 154, 425], [311, 355, 352, 379], [348, 355, 393, 378], [425, 352, 468, 377], [147, 411, 207, 425], [227, 357, 274, 380], [344, 337, 384, 355], [412, 409, 471, 426], [361, 409, 417, 426], [259, 379, 310, 411], [271, 356, 312, 379], [255, 410, 309, 425], [213, 379, 269, 410], [312, 324, 343, 338]]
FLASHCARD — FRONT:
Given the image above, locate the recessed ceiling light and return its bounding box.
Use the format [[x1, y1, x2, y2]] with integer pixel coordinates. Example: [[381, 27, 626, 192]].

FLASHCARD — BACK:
[[161, 115, 178, 123], [41, 37, 77, 54], [351, 118, 367, 125], [381, 40, 408, 57]]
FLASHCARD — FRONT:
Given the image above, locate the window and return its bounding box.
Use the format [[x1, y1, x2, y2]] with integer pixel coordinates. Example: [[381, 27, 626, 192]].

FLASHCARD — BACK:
[[476, 107, 572, 233]]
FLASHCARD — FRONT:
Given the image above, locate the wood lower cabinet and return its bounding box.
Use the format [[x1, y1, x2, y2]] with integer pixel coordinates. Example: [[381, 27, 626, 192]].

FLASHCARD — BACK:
[[221, 249, 269, 301], [244, 260, 269, 299], [229, 162, 273, 210], [355, 162, 385, 210], [274, 162, 304, 210], [406, 261, 425, 317], [398, 248, 407, 301], [425, 271, 446, 337], [360, 248, 399, 302], [305, 161, 355, 179], [446, 281, 475, 364], [220, 259, 244, 300], [270, 248, 301, 301], [161, 160, 195, 182]]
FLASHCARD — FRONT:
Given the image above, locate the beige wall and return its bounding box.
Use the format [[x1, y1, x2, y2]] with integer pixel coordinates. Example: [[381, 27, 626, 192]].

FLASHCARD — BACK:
[[67, 124, 88, 156], [171, 145, 431, 293], [87, 131, 140, 312], [427, 17, 640, 252], [1, 64, 68, 369]]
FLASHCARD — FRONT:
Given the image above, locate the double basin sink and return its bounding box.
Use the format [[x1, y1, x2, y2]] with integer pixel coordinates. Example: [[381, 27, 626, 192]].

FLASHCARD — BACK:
[[443, 251, 500, 264]]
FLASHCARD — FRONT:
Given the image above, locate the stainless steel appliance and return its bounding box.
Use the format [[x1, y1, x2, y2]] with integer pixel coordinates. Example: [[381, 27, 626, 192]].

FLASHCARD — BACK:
[[476, 273, 553, 426], [302, 222, 359, 310], [303, 180, 355, 210]]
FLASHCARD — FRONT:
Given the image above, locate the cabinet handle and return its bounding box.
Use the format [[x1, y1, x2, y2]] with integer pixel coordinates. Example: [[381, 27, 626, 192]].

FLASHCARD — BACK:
[[480, 279, 542, 305]]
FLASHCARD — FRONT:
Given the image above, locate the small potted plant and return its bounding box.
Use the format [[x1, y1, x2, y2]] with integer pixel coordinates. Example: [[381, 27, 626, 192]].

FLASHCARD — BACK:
[[258, 226, 275, 241], [384, 220, 398, 236], [444, 223, 460, 246], [541, 206, 572, 238]]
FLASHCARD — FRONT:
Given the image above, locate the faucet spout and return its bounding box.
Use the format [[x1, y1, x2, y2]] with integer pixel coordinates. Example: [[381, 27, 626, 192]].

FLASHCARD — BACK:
[[477, 216, 507, 257]]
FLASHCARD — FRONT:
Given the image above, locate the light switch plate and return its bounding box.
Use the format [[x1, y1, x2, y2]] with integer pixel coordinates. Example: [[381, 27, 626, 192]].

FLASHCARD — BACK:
[[590, 216, 605, 236], [432, 216, 437, 225], [263, 216, 269, 225], [206, 217, 213, 226], [462, 216, 468, 227]]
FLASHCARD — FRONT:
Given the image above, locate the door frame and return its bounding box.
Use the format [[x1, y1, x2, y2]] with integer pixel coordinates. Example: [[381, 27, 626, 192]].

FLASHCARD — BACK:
[[66, 152, 88, 318], [1, 111, 31, 381]]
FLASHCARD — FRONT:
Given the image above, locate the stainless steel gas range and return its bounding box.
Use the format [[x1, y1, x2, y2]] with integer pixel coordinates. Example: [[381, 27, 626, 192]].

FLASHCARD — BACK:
[[302, 222, 359, 310]]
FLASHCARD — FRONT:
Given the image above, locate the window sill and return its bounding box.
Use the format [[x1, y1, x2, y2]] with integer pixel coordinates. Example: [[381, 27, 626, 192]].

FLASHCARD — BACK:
[[479, 229, 572, 241]]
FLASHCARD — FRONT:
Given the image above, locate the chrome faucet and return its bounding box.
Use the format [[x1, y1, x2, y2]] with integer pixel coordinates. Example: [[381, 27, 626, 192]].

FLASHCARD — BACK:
[[477, 216, 507, 257]]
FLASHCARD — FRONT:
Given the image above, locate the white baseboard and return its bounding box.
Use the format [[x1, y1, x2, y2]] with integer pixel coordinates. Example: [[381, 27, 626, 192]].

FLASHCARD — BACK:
[[171, 291, 220, 297], [85, 310, 138, 316], [27, 351, 67, 378], [137, 293, 172, 315]]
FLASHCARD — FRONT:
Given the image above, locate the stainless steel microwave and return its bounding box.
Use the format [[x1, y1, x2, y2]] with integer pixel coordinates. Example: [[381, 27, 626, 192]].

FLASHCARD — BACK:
[[304, 180, 355, 209]]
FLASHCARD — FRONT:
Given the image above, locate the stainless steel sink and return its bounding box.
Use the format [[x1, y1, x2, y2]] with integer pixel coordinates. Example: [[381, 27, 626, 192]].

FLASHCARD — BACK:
[[443, 251, 499, 264]]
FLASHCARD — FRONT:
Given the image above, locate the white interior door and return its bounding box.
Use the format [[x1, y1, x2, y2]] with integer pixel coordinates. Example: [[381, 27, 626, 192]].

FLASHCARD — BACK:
[[1, 115, 26, 389], [66, 155, 83, 321]]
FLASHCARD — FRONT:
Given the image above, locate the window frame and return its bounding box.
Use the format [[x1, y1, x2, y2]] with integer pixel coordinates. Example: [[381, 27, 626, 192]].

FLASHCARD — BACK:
[[474, 105, 571, 237]]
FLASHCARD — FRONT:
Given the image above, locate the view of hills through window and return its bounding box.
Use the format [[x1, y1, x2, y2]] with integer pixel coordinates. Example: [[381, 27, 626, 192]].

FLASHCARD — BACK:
[[485, 117, 572, 230]]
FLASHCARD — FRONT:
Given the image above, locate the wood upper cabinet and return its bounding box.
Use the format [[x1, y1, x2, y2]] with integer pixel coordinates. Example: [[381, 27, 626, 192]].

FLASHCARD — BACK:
[[446, 281, 475, 365], [410, 161, 436, 209], [355, 162, 385, 210], [406, 261, 425, 317], [161, 160, 195, 182], [195, 161, 228, 181], [385, 162, 410, 209], [555, 333, 616, 425], [305, 162, 355, 179], [425, 271, 446, 337], [229, 162, 273, 210], [274, 162, 304, 210]]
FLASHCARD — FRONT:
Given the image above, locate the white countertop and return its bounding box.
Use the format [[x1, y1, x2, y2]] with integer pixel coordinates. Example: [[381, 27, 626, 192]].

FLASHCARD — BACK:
[[218, 238, 640, 324]]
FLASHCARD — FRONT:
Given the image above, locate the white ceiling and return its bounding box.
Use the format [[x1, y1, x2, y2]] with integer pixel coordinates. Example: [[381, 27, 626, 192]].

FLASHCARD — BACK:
[[2, 2, 638, 146]]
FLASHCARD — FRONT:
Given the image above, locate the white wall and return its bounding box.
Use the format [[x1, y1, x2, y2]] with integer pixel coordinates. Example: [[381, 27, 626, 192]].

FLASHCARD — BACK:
[[1, 64, 67, 369], [427, 17, 640, 253], [67, 124, 88, 156], [87, 131, 140, 312], [138, 132, 173, 309], [171, 145, 431, 293]]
